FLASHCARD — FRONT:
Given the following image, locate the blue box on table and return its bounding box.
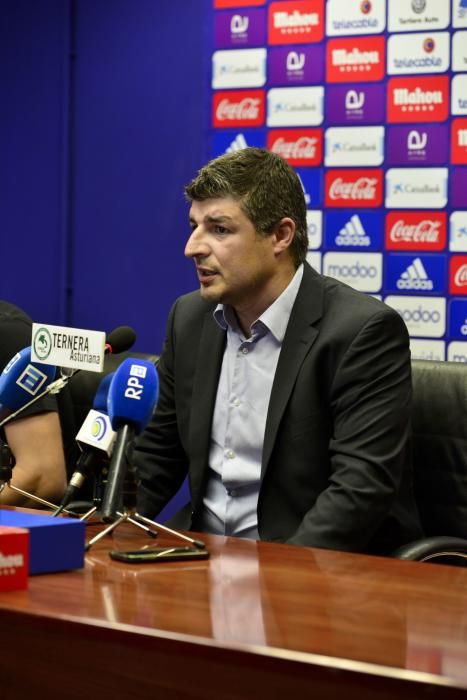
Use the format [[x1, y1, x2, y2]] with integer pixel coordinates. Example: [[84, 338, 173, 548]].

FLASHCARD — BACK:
[[0, 510, 85, 574]]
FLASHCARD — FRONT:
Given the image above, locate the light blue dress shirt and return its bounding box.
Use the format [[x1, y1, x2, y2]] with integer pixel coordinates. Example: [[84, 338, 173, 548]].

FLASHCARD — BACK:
[[199, 264, 304, 539]]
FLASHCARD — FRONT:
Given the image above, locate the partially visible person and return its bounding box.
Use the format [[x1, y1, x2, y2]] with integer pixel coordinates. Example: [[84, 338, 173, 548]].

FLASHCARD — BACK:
[[0, 300, 67, 506]]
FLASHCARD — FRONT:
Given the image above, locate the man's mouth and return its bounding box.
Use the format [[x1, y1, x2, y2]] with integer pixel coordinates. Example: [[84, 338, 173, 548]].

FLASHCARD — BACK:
[[196, 266, 218, 283]]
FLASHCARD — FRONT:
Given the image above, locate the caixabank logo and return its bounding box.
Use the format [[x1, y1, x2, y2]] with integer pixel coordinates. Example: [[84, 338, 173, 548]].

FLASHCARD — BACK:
[[385, 254, 446, 294], [387, 76, 449, 123], [268, 0, 324, 45], [385, 212, 447, 251], [325, 169, 383, 208], [267, 128, 323, 166], [326, 36, 385, 83]]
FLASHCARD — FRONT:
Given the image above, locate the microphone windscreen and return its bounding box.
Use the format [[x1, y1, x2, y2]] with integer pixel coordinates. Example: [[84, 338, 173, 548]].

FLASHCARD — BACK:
[[107, 358, 159, 434], [93, 372, 115, 413], [0, 347, 56, 411], [105, 326, 136, 355]]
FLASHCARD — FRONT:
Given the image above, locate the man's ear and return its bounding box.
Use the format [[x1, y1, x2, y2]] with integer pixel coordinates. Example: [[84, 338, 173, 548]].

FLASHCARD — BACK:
[[272, 217, 296, 255]]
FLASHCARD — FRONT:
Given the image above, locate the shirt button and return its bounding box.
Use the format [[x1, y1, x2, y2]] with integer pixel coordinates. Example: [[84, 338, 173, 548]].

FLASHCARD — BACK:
[[231, 398, 240, 407], [242, 347, 248, 355], [228, 488, 238, 497], [226, 449, 235, 459]]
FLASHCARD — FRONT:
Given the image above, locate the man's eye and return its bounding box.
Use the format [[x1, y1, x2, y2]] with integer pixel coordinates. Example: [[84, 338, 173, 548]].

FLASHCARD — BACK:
[[214, 225, 228, 235]]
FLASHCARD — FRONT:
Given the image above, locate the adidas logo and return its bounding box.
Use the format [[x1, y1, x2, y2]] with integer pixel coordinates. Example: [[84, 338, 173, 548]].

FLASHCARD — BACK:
[[225, 133, 248, 153], [335, 215, 370, 246], [397, 257, 433, 290]]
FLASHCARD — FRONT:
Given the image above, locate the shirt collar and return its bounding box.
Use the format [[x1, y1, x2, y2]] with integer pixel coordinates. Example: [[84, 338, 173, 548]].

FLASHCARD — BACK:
[[213, 264, 304, 342]]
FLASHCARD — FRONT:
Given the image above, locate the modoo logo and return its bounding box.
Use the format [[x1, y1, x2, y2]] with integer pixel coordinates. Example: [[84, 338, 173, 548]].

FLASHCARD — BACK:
[[323, 252, 382, 292]]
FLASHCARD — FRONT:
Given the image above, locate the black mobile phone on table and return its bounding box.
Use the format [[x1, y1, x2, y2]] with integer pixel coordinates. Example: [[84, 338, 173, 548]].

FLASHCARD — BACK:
[[109, 546, 210, 563]]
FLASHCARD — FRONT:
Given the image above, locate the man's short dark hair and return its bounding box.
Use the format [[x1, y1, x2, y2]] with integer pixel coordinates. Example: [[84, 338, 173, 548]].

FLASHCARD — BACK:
[[185, 148, 308, 267]]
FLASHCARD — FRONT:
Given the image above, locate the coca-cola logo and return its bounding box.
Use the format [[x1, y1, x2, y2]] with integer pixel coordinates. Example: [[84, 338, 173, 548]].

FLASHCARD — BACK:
[[390, 220, 441, 243], [455, 265, 467, 287], [216, 98, 260, 121], [329, 177, 377, 200], [271, 136, 317, 159], [213, 90, 265, 127]]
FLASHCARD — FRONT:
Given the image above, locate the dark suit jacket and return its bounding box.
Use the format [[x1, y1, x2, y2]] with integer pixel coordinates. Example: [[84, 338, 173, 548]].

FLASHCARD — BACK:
[[135, 263, 423, 554]]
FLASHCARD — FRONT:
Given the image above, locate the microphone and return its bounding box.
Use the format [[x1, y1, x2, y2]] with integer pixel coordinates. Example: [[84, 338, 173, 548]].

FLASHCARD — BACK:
[[0, 347, 57, 426], [104, 326, 136, 356], [100, 358, 159, 522], [53, 373, 117, 515]]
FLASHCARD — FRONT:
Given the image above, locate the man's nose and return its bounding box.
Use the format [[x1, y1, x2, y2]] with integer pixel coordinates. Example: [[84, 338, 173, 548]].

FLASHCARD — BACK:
[[185, 228, 208, 258]]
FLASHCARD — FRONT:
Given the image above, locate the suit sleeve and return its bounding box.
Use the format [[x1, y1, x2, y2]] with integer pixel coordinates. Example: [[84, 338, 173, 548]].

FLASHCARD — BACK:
[[134, 300, 190, 518], [286, 308, 414, 552]]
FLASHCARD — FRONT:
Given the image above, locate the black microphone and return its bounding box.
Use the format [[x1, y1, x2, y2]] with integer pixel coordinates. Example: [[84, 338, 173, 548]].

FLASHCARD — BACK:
[[100, 358, 159, 522], [104, 326, 136, 356]]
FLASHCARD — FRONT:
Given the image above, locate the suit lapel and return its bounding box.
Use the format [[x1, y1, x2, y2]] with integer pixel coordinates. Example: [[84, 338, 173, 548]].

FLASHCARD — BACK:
[[262, 264, 324, 476], [188, 309, 226, 505]]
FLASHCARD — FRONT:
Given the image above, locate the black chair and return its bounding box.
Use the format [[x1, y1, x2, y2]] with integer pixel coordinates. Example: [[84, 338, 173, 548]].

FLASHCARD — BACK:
[[393, 359, 467, 565]]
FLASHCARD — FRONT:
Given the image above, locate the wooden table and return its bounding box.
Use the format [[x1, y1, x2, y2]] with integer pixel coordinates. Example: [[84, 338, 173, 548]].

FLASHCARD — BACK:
[[0, 514, 466, 699]]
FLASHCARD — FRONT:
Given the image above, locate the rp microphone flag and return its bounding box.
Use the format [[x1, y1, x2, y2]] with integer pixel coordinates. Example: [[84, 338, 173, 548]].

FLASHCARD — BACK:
[[101, 359, 159, 522], [0, 347, 56, 424]]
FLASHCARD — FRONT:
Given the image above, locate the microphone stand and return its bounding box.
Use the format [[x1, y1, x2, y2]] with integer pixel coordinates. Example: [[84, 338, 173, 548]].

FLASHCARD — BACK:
[[84, 444, 205, 552]]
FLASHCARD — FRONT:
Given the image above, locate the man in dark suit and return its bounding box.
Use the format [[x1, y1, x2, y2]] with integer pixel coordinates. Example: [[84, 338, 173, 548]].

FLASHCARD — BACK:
[[134, 147, 422, 554]]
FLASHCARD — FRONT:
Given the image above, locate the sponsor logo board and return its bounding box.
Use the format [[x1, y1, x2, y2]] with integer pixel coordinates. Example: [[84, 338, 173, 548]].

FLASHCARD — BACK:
[[450, 211, 467, 251], [325, 211, 384, 250], [450, 255, 467, 293], [306, 210, 322, 249], [323, 252, 382, 292], [306, 251, 322, 272], [388, 0, 450, 32], [385, 254, 446, 294], [326, 84, 385, 125], [452, 118, 467, 163], [385, 168, 448, 208], [212, 48, 266, 89], [268, 0, 324, 45], [267, 86, 324, 126], [387, 76, 449, 122], [214, 9, 266, 49], [386, 125, 448, 166], [325, 126, 384, 166], [387, 32, 450, 75], [384, 295, 446, 337], [448, 341, 467, 362], [452, 30, 467, 71], [211, 129, 266, 158], [450, 168, 467, 208], [267, 46, 324, 86], [213, 90, 265, 127], [449, 298, 467, 338], [409, 338, 445, 361], [385, 212, 447, 251], [267, 128, 322, 165], [325, 168, 383, 208], [295, 167, 323, 206], [326, 36, 385, 83], [326, 0, 386, 36], [452, 74, 467, 114]]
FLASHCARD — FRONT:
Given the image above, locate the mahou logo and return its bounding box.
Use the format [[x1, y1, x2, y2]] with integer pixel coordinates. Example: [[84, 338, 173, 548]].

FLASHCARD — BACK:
[[387, 76, 449, 123], [325, 169, 383, 208], [269, 0, 324, 45], [452, 118, 467, 164], [326, 36, 385, 83], [267, 128, 322, 165], [385, 212, 447, 251], [450, 256, 467, 295], [213, 90, 265, 127]]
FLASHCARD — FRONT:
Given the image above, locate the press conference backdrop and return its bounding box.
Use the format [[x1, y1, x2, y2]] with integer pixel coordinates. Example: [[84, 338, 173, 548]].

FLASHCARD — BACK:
[[1, 0, 467, 361], [209, 0, 467, 362]]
